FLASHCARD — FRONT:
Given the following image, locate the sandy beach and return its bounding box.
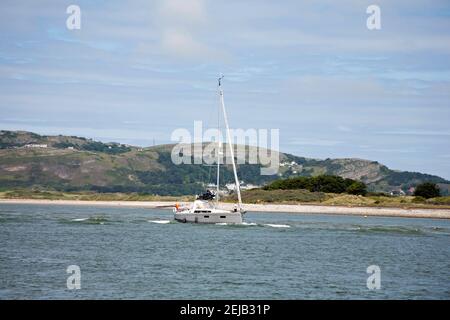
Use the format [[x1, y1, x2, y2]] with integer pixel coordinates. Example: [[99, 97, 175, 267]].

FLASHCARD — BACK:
[[1, 199, 450, 219]]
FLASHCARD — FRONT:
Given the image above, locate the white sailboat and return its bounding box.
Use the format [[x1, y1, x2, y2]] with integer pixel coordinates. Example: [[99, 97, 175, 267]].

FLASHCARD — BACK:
[[174, 76, 244, 224]]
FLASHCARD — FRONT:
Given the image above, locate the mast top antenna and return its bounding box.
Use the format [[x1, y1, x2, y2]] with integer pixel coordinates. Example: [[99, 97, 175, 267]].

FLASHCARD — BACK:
[[218, 74, 224, 87]]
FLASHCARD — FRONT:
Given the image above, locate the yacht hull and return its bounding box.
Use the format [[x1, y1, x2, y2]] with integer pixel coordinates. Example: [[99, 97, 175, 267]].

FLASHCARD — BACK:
[[174, 211, 243, 224]]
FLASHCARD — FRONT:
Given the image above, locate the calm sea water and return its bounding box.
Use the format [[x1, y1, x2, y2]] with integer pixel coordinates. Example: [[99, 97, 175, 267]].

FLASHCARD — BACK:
[[0, 203, 449, 299]]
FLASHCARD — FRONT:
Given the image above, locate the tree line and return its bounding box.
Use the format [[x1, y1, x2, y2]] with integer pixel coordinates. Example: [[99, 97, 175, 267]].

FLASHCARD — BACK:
[[263, 175, 367, 195]]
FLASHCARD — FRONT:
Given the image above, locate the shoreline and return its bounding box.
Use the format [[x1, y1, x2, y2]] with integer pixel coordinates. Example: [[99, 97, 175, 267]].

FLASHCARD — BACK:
[[1, 199, 450, 219]]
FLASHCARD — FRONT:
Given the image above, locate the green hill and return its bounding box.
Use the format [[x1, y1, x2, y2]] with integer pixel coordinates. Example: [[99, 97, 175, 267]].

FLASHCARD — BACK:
[[1, 130, 449, 196]]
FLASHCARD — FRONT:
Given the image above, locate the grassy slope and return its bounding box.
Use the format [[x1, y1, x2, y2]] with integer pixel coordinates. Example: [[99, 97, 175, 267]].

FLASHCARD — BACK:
[[1, 189, 450, 210], [0, 189, 194, 202], [224, 188, 450, 209], [1, 130, 450, 196]]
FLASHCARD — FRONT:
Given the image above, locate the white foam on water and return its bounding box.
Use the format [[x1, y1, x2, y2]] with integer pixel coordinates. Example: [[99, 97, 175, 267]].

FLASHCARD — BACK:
[[264, 223, 290, 228], [241, 222, 257, 226], [72, 218, 88, 221], [215, 223, 228, 226], [148, 220, 171, 224]]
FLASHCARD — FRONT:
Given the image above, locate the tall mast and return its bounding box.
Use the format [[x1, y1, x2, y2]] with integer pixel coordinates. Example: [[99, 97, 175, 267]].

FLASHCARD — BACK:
[[218, 76, 242, 211], [216, 83, 221, 204]]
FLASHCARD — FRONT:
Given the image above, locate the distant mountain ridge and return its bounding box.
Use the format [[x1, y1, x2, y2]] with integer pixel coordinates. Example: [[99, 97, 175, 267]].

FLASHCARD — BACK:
[[1, 130, 449, 196]]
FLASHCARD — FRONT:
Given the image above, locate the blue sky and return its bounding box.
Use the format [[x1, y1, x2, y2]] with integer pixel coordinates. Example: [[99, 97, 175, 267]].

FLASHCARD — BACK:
[[1, 0, 450, 179]]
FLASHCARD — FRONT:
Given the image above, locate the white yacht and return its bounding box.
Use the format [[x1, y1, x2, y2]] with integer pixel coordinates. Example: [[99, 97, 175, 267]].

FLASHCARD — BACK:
[[174, 76, 245, 224], [174, 199, 243, 224]]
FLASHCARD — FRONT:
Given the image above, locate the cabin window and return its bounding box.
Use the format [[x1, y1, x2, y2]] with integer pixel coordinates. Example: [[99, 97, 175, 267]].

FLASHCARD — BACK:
[[204, 216, 209, 218], [220, 216, 226, 218]]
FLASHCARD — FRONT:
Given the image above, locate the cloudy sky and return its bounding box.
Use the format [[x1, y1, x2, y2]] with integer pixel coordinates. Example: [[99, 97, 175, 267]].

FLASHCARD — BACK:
[[1, 0, 450, 179]]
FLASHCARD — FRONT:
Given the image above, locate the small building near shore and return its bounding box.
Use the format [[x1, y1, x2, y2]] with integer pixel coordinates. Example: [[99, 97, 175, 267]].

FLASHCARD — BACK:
[[390, 189, 406, 196], [24, 144, 47, 148]]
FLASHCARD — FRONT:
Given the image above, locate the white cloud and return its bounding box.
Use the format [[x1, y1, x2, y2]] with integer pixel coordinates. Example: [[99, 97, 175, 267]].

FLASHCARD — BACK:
[[337, 125, 352, 132], [158, 0, 207, 26], [152, 0, 227, 60], [161, 28, 209, 58], [288, 138, 343, 146], [377, 130, 450, 136]]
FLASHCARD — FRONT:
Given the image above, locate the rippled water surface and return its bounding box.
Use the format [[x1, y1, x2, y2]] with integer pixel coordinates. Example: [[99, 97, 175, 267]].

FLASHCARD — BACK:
[[0, 203, 449, 299]]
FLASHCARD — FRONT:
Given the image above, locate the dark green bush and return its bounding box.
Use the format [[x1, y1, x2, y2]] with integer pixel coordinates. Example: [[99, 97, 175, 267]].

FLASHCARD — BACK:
[[264, 175, 367, 195], [346, 181, 367, 196], [414, 182, 441, 199]]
